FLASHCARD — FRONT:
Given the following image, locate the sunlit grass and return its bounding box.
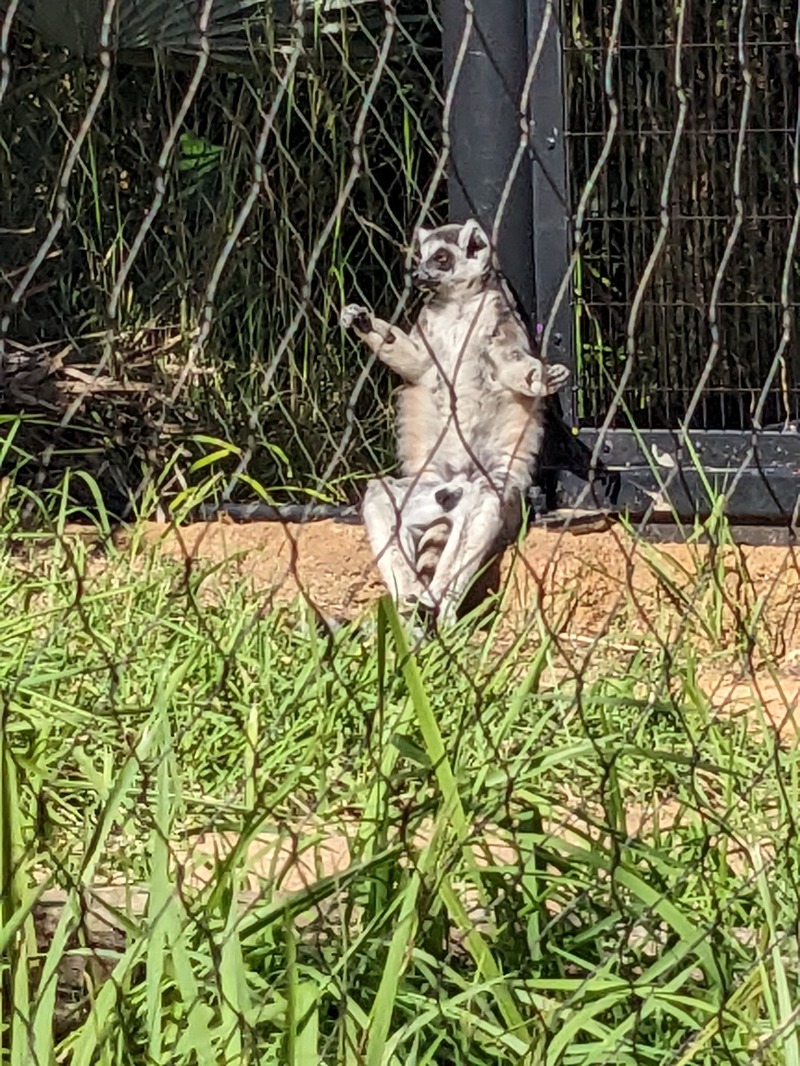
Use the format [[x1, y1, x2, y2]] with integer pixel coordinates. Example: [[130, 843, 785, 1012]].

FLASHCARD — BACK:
[[1, 490, 799, 1064]]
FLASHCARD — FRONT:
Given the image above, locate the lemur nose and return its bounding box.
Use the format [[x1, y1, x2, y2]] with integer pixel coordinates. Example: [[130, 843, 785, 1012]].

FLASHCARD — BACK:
[[435, 487, 463, 512]]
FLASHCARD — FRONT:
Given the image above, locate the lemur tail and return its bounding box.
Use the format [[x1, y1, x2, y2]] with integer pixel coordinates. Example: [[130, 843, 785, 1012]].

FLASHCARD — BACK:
[[415, 517, 451, 584]]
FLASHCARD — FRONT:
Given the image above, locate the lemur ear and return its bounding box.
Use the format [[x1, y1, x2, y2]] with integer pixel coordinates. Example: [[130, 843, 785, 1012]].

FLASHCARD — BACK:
[[458, 218, 490, 259], [416, 226, 433, 247]]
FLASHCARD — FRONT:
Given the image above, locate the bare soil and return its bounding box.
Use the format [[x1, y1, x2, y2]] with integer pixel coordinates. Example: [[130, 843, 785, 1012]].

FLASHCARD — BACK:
[[139, 518, 800, 636], [136, 518, 800, 738]]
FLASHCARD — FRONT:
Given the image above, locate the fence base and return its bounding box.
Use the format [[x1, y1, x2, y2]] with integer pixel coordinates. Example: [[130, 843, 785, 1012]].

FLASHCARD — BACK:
[[559, 430, 800, 526]]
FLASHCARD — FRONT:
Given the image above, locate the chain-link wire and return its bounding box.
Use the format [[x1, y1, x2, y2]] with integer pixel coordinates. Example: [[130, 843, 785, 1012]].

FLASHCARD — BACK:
[[2, 1, 800, 1062]]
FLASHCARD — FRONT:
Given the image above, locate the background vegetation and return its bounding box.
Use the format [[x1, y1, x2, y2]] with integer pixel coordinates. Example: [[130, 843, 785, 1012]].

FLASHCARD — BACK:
[[1, 6, 445, 514], [4, 0, 796, 517]]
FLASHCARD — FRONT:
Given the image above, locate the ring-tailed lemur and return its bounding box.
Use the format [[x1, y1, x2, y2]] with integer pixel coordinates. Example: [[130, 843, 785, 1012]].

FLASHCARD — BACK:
[[341, 218, 570, 626]]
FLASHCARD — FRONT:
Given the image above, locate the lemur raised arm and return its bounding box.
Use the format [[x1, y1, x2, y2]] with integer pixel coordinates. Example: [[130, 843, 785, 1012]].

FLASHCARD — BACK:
[[341, 218, 569, 627]]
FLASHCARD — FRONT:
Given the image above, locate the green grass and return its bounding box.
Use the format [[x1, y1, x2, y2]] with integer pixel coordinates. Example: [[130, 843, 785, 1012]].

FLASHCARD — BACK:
[[1, 497, 799, 1065]]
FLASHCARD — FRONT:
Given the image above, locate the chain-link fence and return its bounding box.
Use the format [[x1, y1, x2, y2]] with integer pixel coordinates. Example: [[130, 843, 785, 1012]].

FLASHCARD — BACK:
[[2, 1, 446, 513], [2, 1, 800, 1063]]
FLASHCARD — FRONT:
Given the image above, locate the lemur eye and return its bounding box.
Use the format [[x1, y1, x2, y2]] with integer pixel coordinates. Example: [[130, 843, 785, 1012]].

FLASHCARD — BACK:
[[433, 249, 452, 269]]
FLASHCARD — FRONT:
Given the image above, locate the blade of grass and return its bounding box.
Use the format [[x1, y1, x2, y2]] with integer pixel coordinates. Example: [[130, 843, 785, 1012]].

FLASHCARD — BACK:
[[383, 598, 540, 1058]]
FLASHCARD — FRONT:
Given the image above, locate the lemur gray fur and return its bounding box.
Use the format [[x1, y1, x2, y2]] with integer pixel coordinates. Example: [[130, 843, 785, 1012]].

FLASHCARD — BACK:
[[340, 218, 570, 626]]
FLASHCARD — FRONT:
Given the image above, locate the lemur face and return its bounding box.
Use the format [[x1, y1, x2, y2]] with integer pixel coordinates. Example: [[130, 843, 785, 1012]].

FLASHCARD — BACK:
[[412, 219, 492, 295]]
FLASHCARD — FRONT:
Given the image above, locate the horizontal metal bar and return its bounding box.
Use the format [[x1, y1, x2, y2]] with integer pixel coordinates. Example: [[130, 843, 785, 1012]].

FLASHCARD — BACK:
[[580, 429, 800, 468], [558, 429, 800, 523], [196, 502, 362, 524], [567, 129, 797, 138], [575, 298, 800, 307], [565, 41, 795, 52], [573, 217, 799, 226], [631, 523, 800, 547]]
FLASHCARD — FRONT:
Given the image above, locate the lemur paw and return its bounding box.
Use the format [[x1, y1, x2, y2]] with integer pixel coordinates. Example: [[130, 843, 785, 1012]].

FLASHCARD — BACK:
[[546, 362, 571, 391], [340, 304, 373, 333], [525, 359, 570, 398]]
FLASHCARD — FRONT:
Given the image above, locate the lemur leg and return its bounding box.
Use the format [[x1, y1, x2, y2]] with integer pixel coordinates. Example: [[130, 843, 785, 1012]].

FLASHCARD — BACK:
[[341, 304, 432, 381], [363, 476, 468, 611], [420, 482, 506, 626], [362, 477, 429, 607], [491, 356, 570, 398]]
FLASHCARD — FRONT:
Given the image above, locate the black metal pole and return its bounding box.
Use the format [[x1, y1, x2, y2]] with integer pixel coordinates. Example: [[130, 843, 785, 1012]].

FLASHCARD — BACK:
[[441, 0, 598, 508], [441, 0, 534, 317], [527, 0, 575, 421]]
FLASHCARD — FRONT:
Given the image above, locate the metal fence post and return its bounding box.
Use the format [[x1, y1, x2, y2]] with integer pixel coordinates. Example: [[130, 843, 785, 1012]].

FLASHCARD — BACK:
[[527, 0, 575, 422], [441, 0, 534, 317]]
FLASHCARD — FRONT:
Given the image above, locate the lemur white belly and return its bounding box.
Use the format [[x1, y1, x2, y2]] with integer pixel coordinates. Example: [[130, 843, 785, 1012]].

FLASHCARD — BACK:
[[397, 298, 541, 496]]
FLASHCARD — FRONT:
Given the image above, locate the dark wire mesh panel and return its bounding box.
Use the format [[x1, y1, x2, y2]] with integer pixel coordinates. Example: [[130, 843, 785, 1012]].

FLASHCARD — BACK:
[[566, 0, 800, 430]]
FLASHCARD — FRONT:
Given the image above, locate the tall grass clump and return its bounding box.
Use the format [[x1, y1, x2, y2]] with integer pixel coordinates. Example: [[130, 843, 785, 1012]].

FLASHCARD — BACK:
[[1, 9, 445, 517]]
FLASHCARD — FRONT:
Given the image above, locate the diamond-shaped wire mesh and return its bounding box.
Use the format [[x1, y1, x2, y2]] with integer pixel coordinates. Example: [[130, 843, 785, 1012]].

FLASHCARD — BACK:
[[2, 1, 800, 1063]]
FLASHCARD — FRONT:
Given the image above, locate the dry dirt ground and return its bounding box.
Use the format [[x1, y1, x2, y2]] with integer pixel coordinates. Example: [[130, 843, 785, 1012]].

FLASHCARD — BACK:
[[138, 516, 800, 738], [140, 517, 800, 639]]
